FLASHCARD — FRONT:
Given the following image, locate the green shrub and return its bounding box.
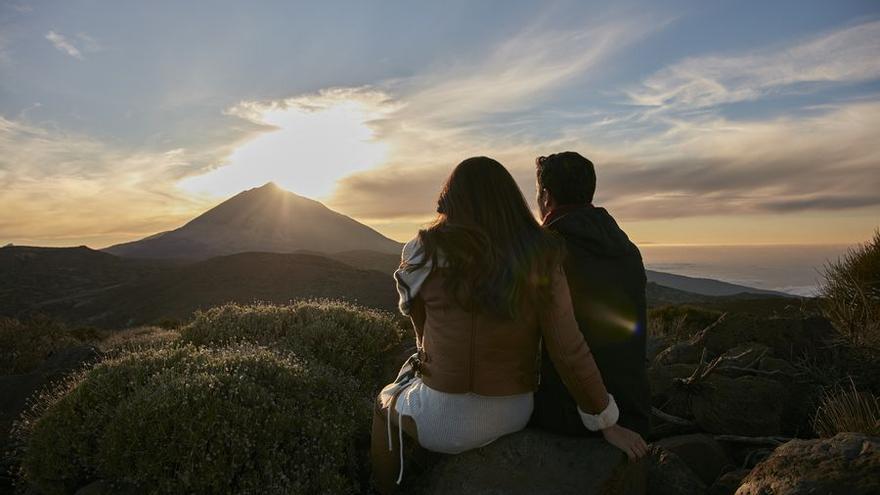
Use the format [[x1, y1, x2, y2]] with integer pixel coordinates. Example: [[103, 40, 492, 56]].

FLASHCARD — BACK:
[[648, 305, 722, 342], [820, 230, 880, 349], [0, 315, 81, 374], [180, 300, 405, 395], [14, 343, 362, 494], [813, 378, 880, 438], [98, 326, 180, 353]]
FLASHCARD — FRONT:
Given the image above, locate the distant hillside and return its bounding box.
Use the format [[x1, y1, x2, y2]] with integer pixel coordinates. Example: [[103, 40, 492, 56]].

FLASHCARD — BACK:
[[100, 182, 782, 298], [104, 182, 402, 259], [0, 245, 168, 317], [311, 248, 786, 298], [645, 270, 786, 297], [2, 243, 795, 329], [59, 252, 398, 328], [0, 246, 396, 328]]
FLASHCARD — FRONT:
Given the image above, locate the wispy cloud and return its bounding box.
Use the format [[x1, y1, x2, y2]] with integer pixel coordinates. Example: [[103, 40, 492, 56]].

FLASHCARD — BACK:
[[392, 17, 659, 126], [7, 9, 879, 247], [628, 20, 880, 109], [325, 15, 663, 225], [45, 30, 83, 59], [590, 101, 880, 219], [0, 116, 264, 247], [327, 97, 880, 231]]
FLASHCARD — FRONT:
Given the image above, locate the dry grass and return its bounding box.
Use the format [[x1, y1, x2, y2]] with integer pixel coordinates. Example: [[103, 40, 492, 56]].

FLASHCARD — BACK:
[[648, 305, 722, 342], [813, 378, 880, 438], [820, 230, 880, 350]]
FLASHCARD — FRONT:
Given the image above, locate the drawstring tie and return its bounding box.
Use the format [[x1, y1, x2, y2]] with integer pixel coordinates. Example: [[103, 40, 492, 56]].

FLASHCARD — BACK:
[[386, 376, 414, 485]]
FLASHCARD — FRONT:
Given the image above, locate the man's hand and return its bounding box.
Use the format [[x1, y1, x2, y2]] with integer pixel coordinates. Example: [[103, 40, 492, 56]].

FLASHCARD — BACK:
[[600, 424, 649, 461]]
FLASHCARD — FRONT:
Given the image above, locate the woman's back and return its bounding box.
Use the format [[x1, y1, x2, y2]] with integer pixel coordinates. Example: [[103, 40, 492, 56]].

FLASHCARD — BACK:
[[372, 157, 643, 493]]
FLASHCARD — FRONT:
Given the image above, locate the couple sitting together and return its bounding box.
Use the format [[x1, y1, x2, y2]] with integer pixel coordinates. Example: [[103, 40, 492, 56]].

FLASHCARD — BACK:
[[372, 152, 651, 493]]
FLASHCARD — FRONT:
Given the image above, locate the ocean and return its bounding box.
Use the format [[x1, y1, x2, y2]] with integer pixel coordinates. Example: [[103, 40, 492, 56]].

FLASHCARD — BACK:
[[639, 244, 853, 297]]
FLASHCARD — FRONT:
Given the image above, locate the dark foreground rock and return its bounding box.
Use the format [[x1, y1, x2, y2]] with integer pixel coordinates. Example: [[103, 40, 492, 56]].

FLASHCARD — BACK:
[[645, 446, 706, 495], [406, 429, 645, 495], [690, 374, 786, 436], [735, 433, 880, 495], [694, 314, 834, 360], [708, 469, 750, 495], [656, 434, 734, 485]]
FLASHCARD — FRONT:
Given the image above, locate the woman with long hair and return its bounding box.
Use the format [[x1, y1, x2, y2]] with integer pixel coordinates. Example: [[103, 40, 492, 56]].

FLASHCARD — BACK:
[[371, 156, 647, 492]]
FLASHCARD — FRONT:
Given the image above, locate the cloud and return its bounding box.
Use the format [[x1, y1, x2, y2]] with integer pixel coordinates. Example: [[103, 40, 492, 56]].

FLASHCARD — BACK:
[[45, 30, 83, 59], [325, 16, 662, 222], [180, 88, 397, 198], [0, 115, 264, 247], [327, 98, 880, 228], [593, 101, 880, 219], [391, 17, 659, 127], [628, 20, 880, 109], [9, 11, 879, 247]]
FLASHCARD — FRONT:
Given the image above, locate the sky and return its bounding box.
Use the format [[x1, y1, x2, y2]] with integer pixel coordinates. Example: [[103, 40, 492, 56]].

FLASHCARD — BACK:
[[1, 0, 878, 248]]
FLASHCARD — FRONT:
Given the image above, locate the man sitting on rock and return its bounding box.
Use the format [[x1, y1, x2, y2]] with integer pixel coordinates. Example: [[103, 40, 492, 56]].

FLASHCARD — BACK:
[[531, 151, 652, 438]]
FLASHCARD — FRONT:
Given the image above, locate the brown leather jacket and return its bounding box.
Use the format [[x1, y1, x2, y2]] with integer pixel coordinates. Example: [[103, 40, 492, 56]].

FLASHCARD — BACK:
[[408, 265, 610, 415]]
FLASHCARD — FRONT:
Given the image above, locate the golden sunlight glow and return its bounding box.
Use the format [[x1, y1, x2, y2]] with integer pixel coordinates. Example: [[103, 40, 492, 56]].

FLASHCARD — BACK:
[[179, 92, 391, 199]]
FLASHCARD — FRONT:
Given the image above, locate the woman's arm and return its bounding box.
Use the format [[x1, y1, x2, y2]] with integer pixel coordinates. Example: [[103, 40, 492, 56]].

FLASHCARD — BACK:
[[539, 265, 649, 460], [538, 265, 615, 425]]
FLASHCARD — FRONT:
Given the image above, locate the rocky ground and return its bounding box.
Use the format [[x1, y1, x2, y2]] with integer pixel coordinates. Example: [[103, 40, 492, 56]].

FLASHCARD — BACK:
[[2, 311, 879, 494], [393, 312, 879, 495]]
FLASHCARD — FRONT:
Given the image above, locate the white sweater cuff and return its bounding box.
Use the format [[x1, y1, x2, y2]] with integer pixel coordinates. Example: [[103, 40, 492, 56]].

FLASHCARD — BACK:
[[578, 394, 619, 431]]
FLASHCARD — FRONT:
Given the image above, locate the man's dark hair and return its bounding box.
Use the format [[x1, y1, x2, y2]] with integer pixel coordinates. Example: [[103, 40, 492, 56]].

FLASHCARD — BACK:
[[536, 151, 596, 205]]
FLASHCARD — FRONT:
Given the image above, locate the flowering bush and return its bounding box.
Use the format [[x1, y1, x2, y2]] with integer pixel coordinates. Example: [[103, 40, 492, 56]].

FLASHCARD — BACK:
[[180, 300, 405, 395], [14, 344, 362, 494]]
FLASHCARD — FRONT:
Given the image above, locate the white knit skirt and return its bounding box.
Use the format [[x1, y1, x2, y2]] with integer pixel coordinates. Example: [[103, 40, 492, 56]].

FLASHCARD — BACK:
[[394, 377, 533, 454]]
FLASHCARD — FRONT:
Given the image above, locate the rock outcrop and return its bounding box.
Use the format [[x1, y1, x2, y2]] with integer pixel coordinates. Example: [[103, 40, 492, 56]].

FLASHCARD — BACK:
[[645, 446, 706, 495], [735, 433, 880, 495], [656, 434, 734, 485], [708, 469, 750, 495], [693, 314, 834, 360], [406, 429, 645, 495], [690, 374, 786, 436]]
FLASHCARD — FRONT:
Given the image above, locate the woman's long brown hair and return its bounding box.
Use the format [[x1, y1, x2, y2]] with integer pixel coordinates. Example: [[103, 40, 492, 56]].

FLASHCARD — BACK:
[[405, 156, 564, 320]]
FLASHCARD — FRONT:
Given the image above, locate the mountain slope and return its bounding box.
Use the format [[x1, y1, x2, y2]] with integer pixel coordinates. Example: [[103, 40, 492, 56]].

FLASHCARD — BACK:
[[645, 270, 786, 297], [312, 249, 788, 298], [104, 182, 402, 259], [1, 245, 796, 328], [66, 252, 398, 328], [1, 246, 397, 327], [0, 245, 168, 318]]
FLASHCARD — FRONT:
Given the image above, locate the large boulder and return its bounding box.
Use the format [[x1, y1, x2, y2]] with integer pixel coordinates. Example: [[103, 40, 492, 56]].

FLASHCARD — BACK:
[[645, 446, 706, 495], [690, 374, 786, 436], [407, 429, 645, 495], [735, 433, 880, 495], [649, 363, 698, 400], [656, 434, 734, 485], [694, 314, 833, 360], [708, 469, 750, 495]]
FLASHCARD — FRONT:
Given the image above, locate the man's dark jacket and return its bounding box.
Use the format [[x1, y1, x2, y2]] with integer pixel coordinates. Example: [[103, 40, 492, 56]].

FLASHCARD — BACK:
[[531, 205, 651, 436]]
